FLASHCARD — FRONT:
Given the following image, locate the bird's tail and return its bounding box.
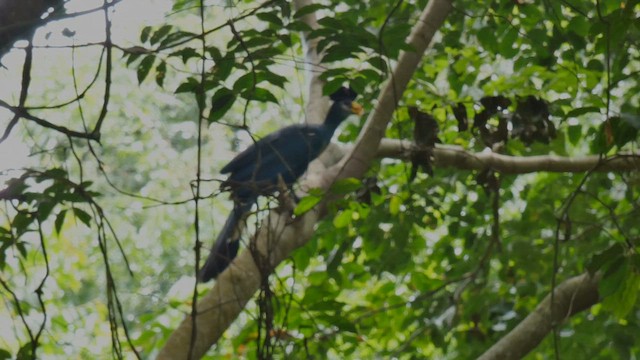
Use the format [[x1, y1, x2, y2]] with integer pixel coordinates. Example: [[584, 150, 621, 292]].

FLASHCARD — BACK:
[[199, 202, 251, 282]]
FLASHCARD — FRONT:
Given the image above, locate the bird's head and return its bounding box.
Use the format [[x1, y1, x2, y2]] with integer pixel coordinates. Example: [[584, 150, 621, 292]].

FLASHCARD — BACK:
[[327, 86, 363, 126]]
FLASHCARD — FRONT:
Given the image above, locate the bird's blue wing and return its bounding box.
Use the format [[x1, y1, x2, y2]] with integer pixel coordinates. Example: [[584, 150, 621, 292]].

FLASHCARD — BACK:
[[221, 125, 328, 196], [221, 125, 325, 172]]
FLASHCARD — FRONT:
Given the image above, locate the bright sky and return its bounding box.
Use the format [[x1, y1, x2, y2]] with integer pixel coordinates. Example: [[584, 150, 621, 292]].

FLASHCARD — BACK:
[[0, 0, 170, 180]]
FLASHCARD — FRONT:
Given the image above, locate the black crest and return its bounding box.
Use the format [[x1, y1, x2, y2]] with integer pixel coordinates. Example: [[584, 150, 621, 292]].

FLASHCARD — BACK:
[[329, 86, 358, 102]]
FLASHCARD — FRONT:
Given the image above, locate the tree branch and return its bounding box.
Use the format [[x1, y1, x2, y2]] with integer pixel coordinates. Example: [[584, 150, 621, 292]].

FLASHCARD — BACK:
[[158, 1, 453, 358], [326, 0, 454, 186], [478, 272, 600, 360], [376, 139, 640, 174], [0, 99, 99, 142]]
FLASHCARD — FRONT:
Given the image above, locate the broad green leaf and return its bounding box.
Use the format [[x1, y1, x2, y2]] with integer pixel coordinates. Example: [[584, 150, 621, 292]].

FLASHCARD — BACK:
[[599, 259, 628, 298], [322, 77, 346, 96], [602, 270, 640, 319], [73, 208, 92, 227], [16, 343, 32, 360], [169, 48, 199, 63], [149, 25, 172, 45], [389, 195, 401, 215], [294, 194, 323, 216], [55, 209, 67, 234], [137, 55, 156, 84], [567, 125, 582, 145], [565, 106, 601, 119], [240, 87, 278, 104], [140, 26, 152, 43], [155, 60, 166, 87], [158, 30, 195, 48], [175, 77, 199, 94], [293, 4, 327, 18], [330, 178, 362, 195], [256, 12, 283, 27], [333, 209, 352, 228], [567, 16, 589, 37], [586, 243, 624, 275], [209, 87, 236, 123]]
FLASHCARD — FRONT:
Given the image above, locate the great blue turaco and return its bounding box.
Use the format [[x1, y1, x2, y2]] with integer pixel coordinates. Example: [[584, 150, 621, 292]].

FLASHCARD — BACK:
[[199, 86, 363, 282]]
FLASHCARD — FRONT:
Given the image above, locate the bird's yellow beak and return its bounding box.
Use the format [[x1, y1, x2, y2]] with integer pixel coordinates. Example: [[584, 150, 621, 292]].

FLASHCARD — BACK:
[[351, 102, 364, 115]]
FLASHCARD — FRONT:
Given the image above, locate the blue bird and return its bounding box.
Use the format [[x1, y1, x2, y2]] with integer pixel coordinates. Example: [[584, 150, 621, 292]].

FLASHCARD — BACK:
[[199, 87, 363, 282]]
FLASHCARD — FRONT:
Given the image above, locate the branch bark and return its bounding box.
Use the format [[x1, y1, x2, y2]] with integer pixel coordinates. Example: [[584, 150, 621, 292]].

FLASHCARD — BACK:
[[328, 0, 454, 186], [376, 139, 640, 174], [158, 0, 453, 358], [0, 0, 64, 58], [478, 273, 601, 360]]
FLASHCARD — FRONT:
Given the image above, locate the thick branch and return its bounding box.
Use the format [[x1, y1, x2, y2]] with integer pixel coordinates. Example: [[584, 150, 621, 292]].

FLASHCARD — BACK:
[[158, 1, 453, 358], [478, 273, 600, 360], [376, 139, 640, 173], [327, 0, 453, 186]]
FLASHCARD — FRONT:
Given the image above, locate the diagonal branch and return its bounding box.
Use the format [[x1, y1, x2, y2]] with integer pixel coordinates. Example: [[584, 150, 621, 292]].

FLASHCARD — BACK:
[[320, 0, 454, 187], [158, 0, 453, 358], [0, 99, 99, 142], [477, 272, 600, 360]]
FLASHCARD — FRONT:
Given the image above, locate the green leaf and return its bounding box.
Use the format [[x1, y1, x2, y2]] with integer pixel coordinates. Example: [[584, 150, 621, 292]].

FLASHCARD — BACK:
[[73, 208, 92, 227], [602, 269, 640, 319], [599, 259, 628, 298], [12, 212, 34, 234], [590, 123, 613, 154], [567, 125, 582, 146], [137, 55, 156, 84], [207, 47, 222, 61], [322, 45, 356, 63], [330, 178, 362, 195], [293, 4, 327, 18], [389, 195, 401, 215], [608, 116, 639, 148], [140, 26, 152, 43], [586, 243, 624, 275], [41, 168, 67, 179], [16, 343, 32, 360], [333, 209, 352, 228], [233, 72, 259, 93], [37, 199, 55, 221], [150, 25, 173, 45], [175, 77, 199, 94], [125, 52, 143, 66], [322, 78, 346, 96], [169, 48, 199, 63], [211, 53, 235, 82], [155, 61, 166, 87], [368, 56, 388, 73], [208, 87, 236, 123], [620, 113, 640, 130], [565, 106, 600, 119], [158, 30, 195, 48], [499, 27, 519, 58], [294, 194, 323, 216], [477, 27, 498, 52], [567, 16, 589, 37], [256, 12, 283, 27], [55, 210, 67, 234], [240, 87, 278, 104]]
